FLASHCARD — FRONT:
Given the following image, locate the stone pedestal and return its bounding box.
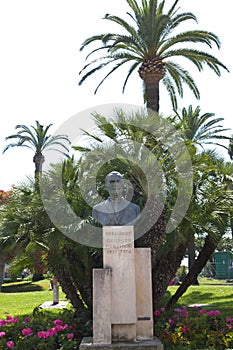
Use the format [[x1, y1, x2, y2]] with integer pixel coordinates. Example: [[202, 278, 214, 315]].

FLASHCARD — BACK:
[[103, 226, 136, 342], [93, 268, 112, 345], [79, 337, 164, 349], [90, 226, 164, 350], [135, 248, 153, 340], [52, 280, 59, 305]]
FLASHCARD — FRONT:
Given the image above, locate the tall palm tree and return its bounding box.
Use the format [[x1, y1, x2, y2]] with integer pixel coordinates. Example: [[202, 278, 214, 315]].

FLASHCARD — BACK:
[[79, 0, 228, 112], [3, 121, 70, 180]]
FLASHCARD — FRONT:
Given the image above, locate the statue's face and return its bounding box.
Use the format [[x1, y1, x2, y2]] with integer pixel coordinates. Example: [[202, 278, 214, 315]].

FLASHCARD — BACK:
[[106, 177, 124, 199]]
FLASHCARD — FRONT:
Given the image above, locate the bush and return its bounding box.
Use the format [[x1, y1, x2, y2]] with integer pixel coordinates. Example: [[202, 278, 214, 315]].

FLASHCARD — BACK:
[[32, 274, 44, 282], [154, 306, 233, 349], [0, 309, 92, 349]]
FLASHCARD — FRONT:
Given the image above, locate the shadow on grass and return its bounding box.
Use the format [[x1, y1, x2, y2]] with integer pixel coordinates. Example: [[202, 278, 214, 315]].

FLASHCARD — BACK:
[[180, 290, 233, 305], [1, 282, 43, 293]]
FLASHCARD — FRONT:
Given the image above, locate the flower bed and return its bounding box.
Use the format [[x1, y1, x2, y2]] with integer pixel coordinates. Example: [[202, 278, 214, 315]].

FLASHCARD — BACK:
[[0, 310, 92, 349], [154, 306, 233, 349]]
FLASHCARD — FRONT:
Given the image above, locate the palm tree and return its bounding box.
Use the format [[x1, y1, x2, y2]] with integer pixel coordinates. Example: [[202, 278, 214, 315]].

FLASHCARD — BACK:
[[0, 160, 101, 315], [0, 190, 11, 291], [3, 121, 70, 180], [79, 0, 228, 112], [174, 105, 230, 150], [173, 105, 230, 284], [73, 108, 233, 308], [167, 163, 233, 308], [228, 135, 233, 160]]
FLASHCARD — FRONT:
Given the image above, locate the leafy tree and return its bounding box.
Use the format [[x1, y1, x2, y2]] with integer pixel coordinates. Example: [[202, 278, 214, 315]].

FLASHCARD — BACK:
[[79, 0, 228, 111], [3, 121, 70, 181]]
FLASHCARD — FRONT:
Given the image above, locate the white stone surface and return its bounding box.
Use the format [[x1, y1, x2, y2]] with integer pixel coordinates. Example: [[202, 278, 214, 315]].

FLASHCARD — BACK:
[[135, 248, 153, 340], [103, 226, 136, 326], [40, 301, 68, 309], [93, 268, 112, 345]]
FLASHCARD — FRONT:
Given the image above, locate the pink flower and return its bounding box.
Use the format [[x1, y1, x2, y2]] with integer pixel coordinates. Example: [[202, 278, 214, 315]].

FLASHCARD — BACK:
[[182, 325, 188, 332], [207, 310, 220, 317], [0, 320, 6, 326], [6, 341, 15, 349], [23, 317, 31, 323], [37, 331, 47, 338], [55, 325, 64, 332], [53, 319, 63, 326], [0, 331, 6, 337], [6, 316, 18, 324], [198, 309, 207, 315], [226, 317, 233, 323], [154, 310, 161, 316], [160, 307, 166, 312], [22, 328, 33, 336], [67, 333, 74, 339], [168, 318, 175, 325], [180, 309, 188, 317], [47, 328, 57, 336]]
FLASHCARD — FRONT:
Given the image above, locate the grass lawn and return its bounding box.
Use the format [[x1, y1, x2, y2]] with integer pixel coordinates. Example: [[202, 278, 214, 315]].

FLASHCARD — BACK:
[[167, 278, 233, 318], [0, 277, 233, 319], [0, 279, 68, 319]]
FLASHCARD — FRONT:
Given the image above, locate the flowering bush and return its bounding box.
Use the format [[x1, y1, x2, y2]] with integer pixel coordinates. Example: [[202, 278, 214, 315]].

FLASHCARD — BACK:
[[154, 306, 233, 349], [0, 311, 92, 349]]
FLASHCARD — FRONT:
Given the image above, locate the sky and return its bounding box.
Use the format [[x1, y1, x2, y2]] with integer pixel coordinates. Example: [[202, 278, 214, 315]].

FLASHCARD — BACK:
[[0, 0, 232, 190]]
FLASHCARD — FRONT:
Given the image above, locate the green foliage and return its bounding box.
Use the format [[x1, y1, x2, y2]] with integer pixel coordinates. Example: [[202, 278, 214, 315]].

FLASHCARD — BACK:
[[174, 105, 231, 151], [228, 135, 233, 161], [79, 0, 228, 110], [3, 121, 70, 156], [154, 306, 233, 349], [0, 309, 91, 349]]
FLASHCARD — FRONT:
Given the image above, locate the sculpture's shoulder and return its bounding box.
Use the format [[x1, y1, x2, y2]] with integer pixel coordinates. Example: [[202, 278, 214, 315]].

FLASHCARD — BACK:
[[126, 200, 140, 213], [92, 199, 110, 212]]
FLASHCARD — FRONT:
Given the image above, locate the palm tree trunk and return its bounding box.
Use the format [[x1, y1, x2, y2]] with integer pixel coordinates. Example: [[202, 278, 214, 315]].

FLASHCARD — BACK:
[[188, 234, 199, 285], [56, 267, 88, 316], [153, 241, 188, 309], [144, 77, 160, 112], [0, 255, 5, 292], [47, 250, 87, 315], [166, 234, 219, 309], [33, 152, 45, 180]]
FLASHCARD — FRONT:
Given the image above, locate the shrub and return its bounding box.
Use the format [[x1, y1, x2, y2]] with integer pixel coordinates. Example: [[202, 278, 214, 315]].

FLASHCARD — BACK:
[[154, 306, 233, 349], [0, 310, 92, 349]]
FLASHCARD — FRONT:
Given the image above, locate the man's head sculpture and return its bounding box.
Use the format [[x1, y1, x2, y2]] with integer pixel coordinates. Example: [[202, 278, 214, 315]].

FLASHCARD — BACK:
[[92, 171, 140, 226]]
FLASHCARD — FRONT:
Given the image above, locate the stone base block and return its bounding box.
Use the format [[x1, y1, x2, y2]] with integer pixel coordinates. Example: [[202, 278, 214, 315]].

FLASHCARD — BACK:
[[79, 337, 164, 350]]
